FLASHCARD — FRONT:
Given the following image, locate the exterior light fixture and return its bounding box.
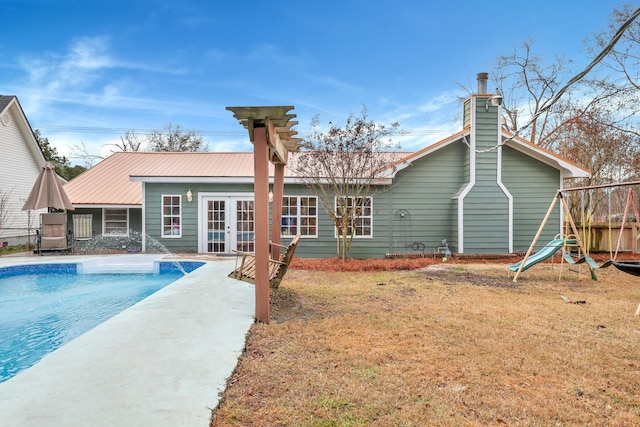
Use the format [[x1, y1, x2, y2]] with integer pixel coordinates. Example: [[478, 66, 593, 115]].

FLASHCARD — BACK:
[[186, 189, 193, 202], [485, 89, 503, 111], [268, 191, 274, 204]]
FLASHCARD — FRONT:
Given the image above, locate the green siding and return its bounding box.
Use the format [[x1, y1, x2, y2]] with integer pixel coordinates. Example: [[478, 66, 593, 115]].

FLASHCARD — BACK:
[[502, 146, 561, 251], [145, 182, 253, 253], [128, 208, 142, 235], [132, 95, 570, 258], [143, 182, 396, 258], [277, 184, 393, 259], [461, 97, 510, 254], [67, 207, 142, 238], [463, 190, 509, 253], [387, 141, 466, 255], [463, 98, 471, 128]]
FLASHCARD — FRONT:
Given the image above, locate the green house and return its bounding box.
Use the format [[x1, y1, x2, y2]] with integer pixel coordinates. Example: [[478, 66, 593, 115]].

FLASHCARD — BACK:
[[64, 78, 589, 258]]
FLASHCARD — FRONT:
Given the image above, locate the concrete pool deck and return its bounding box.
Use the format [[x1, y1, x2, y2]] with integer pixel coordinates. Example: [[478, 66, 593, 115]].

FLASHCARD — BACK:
[[0, 254, 255, 426]]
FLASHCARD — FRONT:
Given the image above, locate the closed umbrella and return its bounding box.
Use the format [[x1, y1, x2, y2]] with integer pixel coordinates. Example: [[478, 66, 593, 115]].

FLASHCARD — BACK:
[[22, 162, 74, 211]]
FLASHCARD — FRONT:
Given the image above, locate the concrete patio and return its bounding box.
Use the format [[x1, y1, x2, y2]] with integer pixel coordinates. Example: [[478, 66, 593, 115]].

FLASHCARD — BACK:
[[0, 255, 255, 426]]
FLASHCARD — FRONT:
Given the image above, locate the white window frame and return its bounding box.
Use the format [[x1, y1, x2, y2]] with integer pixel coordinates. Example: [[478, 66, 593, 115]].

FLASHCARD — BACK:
[[334, 196, 373, 238], [161, 194, 182, 238], [102, 208, 129, 236], [281, 196, 318, 238]]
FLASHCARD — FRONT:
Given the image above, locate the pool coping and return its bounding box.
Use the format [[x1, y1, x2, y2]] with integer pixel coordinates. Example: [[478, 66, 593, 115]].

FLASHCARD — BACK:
[[0, 254, 255, 426]]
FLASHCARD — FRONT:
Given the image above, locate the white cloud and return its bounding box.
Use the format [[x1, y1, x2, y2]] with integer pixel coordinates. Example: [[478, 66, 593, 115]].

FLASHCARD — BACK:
[[207, 137, 252, 153], [29, 36, 114, 89]]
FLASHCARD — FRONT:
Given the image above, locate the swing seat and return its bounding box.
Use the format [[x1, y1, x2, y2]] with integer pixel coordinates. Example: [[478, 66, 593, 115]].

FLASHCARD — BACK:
[[611, 260, 640, 276], [562, 252, 586, 265], [228, 234, 301, 288], [562, 253, 608, 270]]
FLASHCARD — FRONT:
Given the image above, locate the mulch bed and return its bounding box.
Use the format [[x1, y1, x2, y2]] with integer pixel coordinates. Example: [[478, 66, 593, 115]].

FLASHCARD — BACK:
[[289, 252, 640, 272]]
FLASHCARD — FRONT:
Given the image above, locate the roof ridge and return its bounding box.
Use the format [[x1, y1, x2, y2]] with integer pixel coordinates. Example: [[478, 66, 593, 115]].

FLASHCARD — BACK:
[[112, 151, 253, 154]]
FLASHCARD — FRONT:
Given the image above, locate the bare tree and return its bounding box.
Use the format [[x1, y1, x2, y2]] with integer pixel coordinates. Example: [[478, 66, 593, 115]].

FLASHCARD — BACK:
[[69, 141, 107, 168], [70, 124, 208, 167], [553, 106, 640, 221], [492, 40, 574, 147], [0, 187, 14, 233], [288, 107, 400, 259], [114, 130, 144, 152], [147, 123, 207, 152], [587, 5, 640, 139]]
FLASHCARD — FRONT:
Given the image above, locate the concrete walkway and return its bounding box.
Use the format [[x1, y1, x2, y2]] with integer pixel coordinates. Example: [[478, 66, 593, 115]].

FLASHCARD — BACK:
[[0, 256, 255, 426]]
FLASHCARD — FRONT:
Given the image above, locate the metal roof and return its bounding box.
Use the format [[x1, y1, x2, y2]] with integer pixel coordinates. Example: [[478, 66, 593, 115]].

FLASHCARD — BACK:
[[64, 139, 589, 207], [64, 152, 270, 206]]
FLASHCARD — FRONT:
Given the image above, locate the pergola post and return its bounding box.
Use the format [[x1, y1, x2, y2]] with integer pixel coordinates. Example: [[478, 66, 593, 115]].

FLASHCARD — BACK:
[[253, 127, 271, 322], [226, 106, 301, 324], [271, 162, 285, 258]]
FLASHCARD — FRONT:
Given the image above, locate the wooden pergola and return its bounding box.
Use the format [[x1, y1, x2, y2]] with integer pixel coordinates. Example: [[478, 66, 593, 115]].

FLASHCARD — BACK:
[[226, 106, 302, 323]]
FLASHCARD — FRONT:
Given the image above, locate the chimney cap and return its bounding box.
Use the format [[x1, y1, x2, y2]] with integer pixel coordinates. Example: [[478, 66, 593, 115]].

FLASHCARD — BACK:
[[477, 72, 489, 94]]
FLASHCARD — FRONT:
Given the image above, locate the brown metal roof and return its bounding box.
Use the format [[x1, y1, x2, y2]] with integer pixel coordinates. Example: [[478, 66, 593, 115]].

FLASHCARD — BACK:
[[64, 139, 589, 207], [64, 152, 266, 206]]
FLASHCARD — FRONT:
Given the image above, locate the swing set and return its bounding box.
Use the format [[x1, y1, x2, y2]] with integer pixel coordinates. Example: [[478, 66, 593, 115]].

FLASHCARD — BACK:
[[512, 181, 640, 283], [512, 181, 640, 316]]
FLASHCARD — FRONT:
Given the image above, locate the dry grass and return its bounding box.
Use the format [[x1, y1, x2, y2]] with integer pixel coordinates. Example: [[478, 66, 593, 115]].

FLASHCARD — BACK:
[[211, 260, 640, 426]]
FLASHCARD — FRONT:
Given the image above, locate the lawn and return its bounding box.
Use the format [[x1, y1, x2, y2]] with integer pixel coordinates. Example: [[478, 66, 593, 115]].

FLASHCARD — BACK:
[[211, 259, 640, 426]]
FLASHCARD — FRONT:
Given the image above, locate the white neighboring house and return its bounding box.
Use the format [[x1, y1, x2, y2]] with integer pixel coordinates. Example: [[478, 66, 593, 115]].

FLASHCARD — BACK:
[[0, 95, 47, 246]]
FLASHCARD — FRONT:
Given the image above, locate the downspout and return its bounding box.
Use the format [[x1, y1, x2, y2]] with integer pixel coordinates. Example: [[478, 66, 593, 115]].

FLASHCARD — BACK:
[[197, 191, 202, 253], [141, 182, 146, 252], [558, 172, 566, 236]]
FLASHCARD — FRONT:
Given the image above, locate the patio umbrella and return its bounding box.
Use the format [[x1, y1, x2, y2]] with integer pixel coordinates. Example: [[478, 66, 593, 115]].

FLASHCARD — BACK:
[[22, 162, 75, 211]]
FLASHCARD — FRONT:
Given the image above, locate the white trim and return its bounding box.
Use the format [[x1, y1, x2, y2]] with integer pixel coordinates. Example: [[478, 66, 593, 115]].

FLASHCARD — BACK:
[[129, 175, 394, 186], [558, 175, 565, 236], [196, 191, 202, 253], [389, 132, 467, 177], [102, 207, 129, 237], [74, 204, 140, 209], [160, 194, 182, 239], [197, 193, 255, 253], [197, 192, 255, 198], [131, 176, 257, 183], [141, 183, 146, 252], [334, 196, 374, 239], [455, 101, 478, 253], [503, 137, 589, 178], [282, 195, 319, 238], [497, 143, 514, 253]]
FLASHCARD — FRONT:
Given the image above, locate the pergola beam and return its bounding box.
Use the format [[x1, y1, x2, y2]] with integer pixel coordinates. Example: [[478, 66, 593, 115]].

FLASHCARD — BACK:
[[226, 106, 301, 323]]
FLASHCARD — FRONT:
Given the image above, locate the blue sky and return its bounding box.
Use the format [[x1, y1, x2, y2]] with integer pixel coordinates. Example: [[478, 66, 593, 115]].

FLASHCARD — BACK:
[[0, 0, 627, 164]]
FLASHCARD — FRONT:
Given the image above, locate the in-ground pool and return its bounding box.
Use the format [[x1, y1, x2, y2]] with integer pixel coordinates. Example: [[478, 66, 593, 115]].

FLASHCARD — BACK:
[[0, 258, 204, 382]]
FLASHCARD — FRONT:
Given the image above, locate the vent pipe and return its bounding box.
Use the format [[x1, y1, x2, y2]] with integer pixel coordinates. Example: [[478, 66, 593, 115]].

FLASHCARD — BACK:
[[477, 72, 488, 94]]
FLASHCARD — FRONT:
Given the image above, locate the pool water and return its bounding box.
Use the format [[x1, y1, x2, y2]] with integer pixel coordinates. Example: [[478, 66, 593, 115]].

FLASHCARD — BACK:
[[0, 263, 199, 383]]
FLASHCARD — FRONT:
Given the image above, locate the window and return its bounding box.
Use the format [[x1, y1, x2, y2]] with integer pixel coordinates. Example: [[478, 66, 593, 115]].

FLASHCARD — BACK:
[[73, 214, 93, 240], [103, 209, 128, 236], [281, 196, 317, 237], [162, 195, 182, 238], [335, 196, 372, 238]]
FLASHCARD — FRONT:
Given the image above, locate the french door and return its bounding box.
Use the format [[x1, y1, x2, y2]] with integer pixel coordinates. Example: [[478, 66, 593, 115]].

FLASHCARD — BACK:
[[201, 196, 255, 254]]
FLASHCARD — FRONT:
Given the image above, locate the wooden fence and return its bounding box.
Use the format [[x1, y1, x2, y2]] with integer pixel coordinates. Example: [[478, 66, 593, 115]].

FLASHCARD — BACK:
[[575, 222, 639, 254]]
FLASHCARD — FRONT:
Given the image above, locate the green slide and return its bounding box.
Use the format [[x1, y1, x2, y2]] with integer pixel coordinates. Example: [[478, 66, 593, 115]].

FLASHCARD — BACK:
[[508, 238, 577, 272]]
